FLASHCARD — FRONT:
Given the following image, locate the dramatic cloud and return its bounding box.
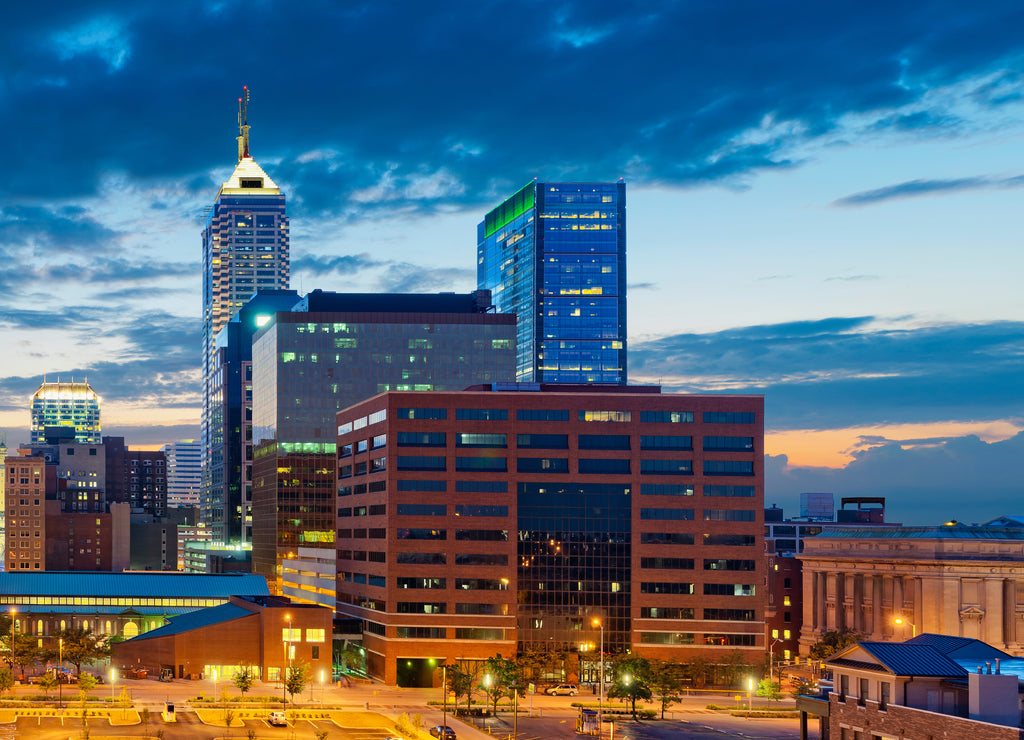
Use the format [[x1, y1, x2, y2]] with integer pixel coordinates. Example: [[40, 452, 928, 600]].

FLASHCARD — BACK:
[[630, 318, 1024, 430], [765, 431, 1024, 525]]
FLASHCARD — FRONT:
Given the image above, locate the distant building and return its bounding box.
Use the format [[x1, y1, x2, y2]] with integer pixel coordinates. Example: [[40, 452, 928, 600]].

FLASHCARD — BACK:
[[182, 542, 251, 574], [250, 290, 516, 593], [334, 384, 765, 686], [129, 507, 199, 571], [797, 634, 1024, 740], [104, 437, 167, 517], [478, 182, 627, 384], [201, 89, 290, 547], [799, 523, 1024, 656], [799, 492, 834, 521], [30, 378, 101, 444], [0, 434, 7, 567], [163, 440, 201, 508]]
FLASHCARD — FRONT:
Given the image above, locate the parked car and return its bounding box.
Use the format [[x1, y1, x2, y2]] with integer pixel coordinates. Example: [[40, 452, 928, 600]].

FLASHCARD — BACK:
[[268, 711, 287, 726], [429, 726, 457, 739], [545, 683, 578, 696]]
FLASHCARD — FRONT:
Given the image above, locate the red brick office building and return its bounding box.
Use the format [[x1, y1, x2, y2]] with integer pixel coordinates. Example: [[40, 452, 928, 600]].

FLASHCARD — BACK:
[[335, 384, 765, 686]]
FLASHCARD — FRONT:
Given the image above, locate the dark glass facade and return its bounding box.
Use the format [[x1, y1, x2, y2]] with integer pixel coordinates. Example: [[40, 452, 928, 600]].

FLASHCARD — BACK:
[[477, 182, 627, 384]]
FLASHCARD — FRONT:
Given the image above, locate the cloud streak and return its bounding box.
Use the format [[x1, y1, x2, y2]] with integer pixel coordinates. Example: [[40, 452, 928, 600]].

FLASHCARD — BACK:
[[833, 173, 1024, 206]]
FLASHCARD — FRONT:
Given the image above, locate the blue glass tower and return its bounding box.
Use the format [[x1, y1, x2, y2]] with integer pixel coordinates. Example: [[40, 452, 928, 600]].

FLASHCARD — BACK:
[[477, 181, 627, 384]]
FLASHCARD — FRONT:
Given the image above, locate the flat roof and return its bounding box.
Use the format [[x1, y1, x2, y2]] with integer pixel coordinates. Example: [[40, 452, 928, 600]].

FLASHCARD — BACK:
[[0, 572, 269, 599]]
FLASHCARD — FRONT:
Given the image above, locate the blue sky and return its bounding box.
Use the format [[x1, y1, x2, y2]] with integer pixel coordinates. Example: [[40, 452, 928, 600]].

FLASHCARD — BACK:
[[1, 1, 1022, 524]]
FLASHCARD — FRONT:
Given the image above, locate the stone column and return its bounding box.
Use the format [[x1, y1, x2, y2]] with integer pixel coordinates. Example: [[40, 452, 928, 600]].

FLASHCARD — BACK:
[[913, 577, 924, 634], [871, 575, 884, 639], [984, 578, 1005, 646], [852, 574, 864, 633]]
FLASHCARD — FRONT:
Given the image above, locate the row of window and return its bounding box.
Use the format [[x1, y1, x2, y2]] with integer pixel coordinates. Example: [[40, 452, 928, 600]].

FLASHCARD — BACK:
[[639, 608, 757, 621], [640, 509, 756, 522], [390, 433, 752, 451], [390, 457, 753, 476], [639, 633, 757, 646], [639, 583, 756, 596], [388, 408, 753, 424], [639, 558, 757, 571]]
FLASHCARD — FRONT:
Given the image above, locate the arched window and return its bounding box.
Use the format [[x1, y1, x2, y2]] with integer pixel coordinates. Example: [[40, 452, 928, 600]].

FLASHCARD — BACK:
[[60, 620, 66, 631], [83, 620, 89, 631], [36, 620, 43, 635], [105, 621, 112, 635], [123, 622, 139, 639]]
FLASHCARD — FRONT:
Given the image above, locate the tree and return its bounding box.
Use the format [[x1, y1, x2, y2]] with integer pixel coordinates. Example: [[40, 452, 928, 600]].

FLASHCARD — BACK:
[[685, 656, 711, 689], [607, 656, 653, 718], [38, 671, 58, 698], [77, 673, 97, 700], [648, 659, 683, 719], [809, 629, 861, 660], [717, 650, 751, 688], [232, 664, 257, 695], [791, 679, 816, 699], [336, 641, 364, 674], [285, 663, 310, 704], [0, 669, 14, 696], [480, 654, 520, 714], [44, 628, 110, 677], [756, 678, 783, 702], [440, 663, 474, 713], [7, 632, 39, 676]]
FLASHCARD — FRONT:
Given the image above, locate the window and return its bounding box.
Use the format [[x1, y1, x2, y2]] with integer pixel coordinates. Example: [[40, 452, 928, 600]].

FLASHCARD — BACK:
[[396, 602, 446, 614], [839, 675, 849, 701], [640, 508, 694, 521], [578, 410, 631, 422], [454, 504, 509, 517], [704, 559, 756, 571], [579, 458, 630, 474], [455, 628, 507, 640], [456, 408, 507, 420], [455, 529, 508, 541], [517, 457, 569, 473], [455, 578, 508, 590], [703, 534, 756, 546], [640, 607, 694, 619], [641, 484, 694, 496], [517, 409, 569, 421], [703, 509, 756, 521], [640, 632, 695, 645], [578, 434, 630, 450], [880, 681, 890, 710], [395, 528, 446, 540], [703, 609, 756, 621], [397, 480, 446, 492], [640, 410, 693, 423], [367, 409, 387, 426], [282, 628, 301, 642], [640, 557, 694, 570], [455, 456, 507, 472], [640, 435, 692, 450], [396, 553, 446, 565], [703, 460, 755, 476], [703, 411, 755, 424], [516, 434, 568, 449], [640, 532, 694, 545], [704, 485, 755, 497], [396, 504, 446, 516], [639, 582, 693, 595], [305, 629, 325, 642], [641, 459, 692, 475], [703, 583, 755, 596], [456, 433, 507, 448], [703, 436, 755, 451], [703, 634, 756, 646], [859, 678, 869, 706], [455, 480, 508, 493], [397, 577, 446, 589], [397, 432, 446, 447], [454, 553, 509, 566], [397, 627, 445, 639], [397, 408, 446, 420], [396, 456, 446, 471]]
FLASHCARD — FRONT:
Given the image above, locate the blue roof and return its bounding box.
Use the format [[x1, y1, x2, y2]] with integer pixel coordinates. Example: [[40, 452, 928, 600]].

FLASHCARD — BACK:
[[126, 603, 253, 641], [905, 633, 1013, 661], [844, 643, 968, 677], [817, 525, 1024, 540], [0, 572, 269, 598]]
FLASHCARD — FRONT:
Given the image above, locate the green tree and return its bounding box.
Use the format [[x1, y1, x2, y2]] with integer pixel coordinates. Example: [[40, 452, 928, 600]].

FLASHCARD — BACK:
[[809, 629, 861, 660], [648, 659, 683, 719], [285, 663, 309, 705], [440, 662, 474, 713], [607, 656, 653, 718], [78, 673, 97, 700], [38, 671, 58, 698], [791, 679, 816, 699], [7, 632, 39, 676], [0, 668, 14, 695], [686, 656, 710, 689], [232, 664, 257, 695], [717, 650, 751, 688], [43, 628, 110, 677], [756, 678, 783, 702], [480, 654, 520, 713], [336, 641, 364, 674]]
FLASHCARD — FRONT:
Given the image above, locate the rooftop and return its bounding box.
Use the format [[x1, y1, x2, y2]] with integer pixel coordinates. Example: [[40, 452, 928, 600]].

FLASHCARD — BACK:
[[0, 572, 269, 599]]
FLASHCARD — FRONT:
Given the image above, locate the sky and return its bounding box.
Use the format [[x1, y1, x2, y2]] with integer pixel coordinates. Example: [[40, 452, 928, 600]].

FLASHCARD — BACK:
[[1, 1, 1022, 525]]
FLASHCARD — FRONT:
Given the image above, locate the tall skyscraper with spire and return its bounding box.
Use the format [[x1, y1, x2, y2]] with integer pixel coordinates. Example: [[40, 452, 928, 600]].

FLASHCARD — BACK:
[[201, 88, 290, 543]]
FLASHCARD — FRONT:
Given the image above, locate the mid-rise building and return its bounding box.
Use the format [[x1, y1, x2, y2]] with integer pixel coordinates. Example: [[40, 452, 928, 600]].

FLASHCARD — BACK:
[[104, 438, 167, 517], [251, 290, 516, 595], [202, 89, 290, 545], [163, 439, 202, 508], [334, 384, 764, 686], [799, 523, 1024, 656], [30, 378, 101, 444], [478, 182, 627, 384]]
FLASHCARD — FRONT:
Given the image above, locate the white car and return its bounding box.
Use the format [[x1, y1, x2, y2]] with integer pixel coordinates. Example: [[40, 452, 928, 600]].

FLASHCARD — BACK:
[[268, 711, 287, 726]]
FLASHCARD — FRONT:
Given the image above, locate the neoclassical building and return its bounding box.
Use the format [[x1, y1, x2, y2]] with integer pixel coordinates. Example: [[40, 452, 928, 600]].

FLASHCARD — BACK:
[[799, 524, 1024, 656]]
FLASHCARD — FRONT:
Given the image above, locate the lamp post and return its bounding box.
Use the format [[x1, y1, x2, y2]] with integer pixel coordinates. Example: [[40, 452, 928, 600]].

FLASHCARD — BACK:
[[894, 617, 916, 637], [282, 613, 292, 709], [592, 618, 604, 734], [511, 680, 519, 740], [7, 607, 15, 674], [442, 664, 448, 734], [58, 637, 64, 711]]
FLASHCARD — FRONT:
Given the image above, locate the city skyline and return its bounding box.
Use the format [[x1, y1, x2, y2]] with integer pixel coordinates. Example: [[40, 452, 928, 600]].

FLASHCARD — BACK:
[[1, 2, 1022, 524]]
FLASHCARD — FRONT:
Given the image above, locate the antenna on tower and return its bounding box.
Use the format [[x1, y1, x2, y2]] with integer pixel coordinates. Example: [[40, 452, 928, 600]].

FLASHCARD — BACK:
[[236, 85, 251, 162]]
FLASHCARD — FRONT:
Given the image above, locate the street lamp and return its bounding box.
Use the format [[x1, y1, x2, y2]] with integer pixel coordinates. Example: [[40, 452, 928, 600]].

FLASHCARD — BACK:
[[442, 664, 448, 734], [747, 676, 754, 714], [511, 680, 519, 740], [894, 617, 916, 637], [7, 607, 15, 674], [282, 613, 292, 709], [58, 637, 64, 710], [592, 618, 604, 734]]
